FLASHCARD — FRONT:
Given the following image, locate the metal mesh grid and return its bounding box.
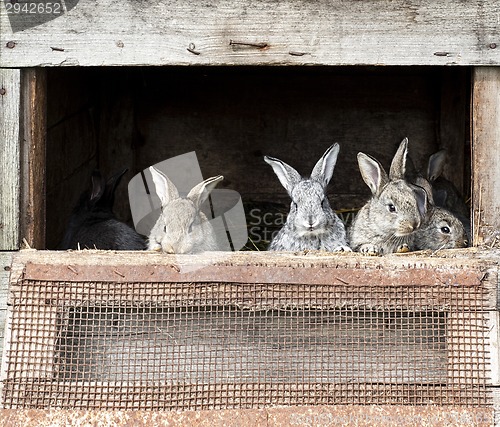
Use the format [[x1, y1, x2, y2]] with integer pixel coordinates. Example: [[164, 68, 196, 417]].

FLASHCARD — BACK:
[[2, 275, 491, 410]]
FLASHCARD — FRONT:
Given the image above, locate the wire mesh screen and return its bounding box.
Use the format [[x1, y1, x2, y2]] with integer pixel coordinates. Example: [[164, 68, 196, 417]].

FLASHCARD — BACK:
[[1, 264, 491, 410]]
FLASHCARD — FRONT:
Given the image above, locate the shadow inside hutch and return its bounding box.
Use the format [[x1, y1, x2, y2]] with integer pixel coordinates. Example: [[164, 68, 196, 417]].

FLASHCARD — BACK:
[[45, 66, 471, 250]]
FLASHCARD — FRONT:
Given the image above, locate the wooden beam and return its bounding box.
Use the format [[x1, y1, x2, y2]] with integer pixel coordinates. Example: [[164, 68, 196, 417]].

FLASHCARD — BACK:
[[0, 70, 21, 250], [20, 69, 47, 249], [472, 67, 500, 247], [1, 0, 500, 67], [0, 406, 494, 427], [0, 252, 13, 374]]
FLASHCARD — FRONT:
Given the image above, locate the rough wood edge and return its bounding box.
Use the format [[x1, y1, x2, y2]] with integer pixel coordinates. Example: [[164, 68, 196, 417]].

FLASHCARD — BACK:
[[489, 312, 500, 387], [0, 406, 494, 426], [493, 387, 500, 427], [0, 252, 14, 407], [10, 247, 500, 268], [20, 69, 47, 249], [0, 69, 21, 250], [1, 1, 500, 67], [472, 67, 500, 248]]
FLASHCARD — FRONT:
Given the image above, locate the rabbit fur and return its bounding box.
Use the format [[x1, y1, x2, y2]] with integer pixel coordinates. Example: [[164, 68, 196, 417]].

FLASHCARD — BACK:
[[59, 169, 146, 250], [426, 149, 471, 238], [348, 138, 427, 255], [412, 205, 469, 251], [147, 166, 223, 254], [264, 143, 350, 252]]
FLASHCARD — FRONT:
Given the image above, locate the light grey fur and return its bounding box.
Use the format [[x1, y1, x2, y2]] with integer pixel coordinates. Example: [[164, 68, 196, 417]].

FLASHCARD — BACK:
[[148, 166, 223, 254], [264, 143, 350, 252]]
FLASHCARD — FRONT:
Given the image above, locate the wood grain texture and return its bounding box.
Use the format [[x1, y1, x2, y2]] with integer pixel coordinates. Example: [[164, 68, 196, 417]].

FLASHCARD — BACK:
[[0, 252, 13, 374], [0, 407, 494, 427], [0, 69, 21, 250], [20, 69, 47, 249], [487, 311, 500, 386], [8, 248, 500, 309], [1, 0, 500, 67], [472, 67, 500, 247]]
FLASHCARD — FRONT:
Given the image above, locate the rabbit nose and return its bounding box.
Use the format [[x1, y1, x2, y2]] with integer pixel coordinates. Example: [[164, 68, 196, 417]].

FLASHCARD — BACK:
[[397, 221, 416, 236], [308, 217, 318, 229]]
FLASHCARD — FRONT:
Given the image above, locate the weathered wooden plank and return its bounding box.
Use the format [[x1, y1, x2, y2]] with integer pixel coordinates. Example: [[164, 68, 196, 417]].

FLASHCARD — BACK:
[[472, 67, 500, 247], [0, 253, 13, 368], [12, 247, 500, 268], [0, 70, 21, 250], [20, 69, 47, 250], [1, 0, 499, 67], [8, 250, 499, 305], [488, 311, 500, 386], [493, 387, 500, 427], [0, 406, 494, 427]]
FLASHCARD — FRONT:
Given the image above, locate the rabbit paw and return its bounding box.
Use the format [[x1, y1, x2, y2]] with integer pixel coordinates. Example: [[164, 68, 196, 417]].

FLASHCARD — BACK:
[[396, 244, 410, 253], [359, 244, 380, 256], [333, 245, 352, 252], [148, 242, 162, 252]]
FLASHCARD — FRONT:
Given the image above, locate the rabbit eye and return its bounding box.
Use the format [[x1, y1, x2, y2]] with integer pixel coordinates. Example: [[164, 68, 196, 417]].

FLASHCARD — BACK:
[[387, 204, 396, 213], [440, 226, 451, 234]]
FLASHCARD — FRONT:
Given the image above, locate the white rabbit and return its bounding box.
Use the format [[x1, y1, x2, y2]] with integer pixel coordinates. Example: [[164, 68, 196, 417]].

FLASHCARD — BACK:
[[147, 166, 223, 254], [264, 143, 350, 252]]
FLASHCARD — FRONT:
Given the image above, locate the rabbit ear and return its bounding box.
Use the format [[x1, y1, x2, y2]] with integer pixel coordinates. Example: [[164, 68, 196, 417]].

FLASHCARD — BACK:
[[357, 152, 389, 196], [100, 168, 128, 209], [187, 175, 223, 210], [310, 143, 340, 188], [89, 170, 105, 206], [412, 184, 428, 219], [264, 156, 301, 195], [433, 188, 448, 206], [427, 149, 447, 182], [149, 166, 179, 206], [389, 137, 409, 180], [410, 184, 428, 218]]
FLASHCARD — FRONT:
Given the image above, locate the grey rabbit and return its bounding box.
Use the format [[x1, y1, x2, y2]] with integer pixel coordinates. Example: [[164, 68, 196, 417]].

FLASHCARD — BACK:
[[147, 166, 223, 254], [348, 138, 427, 255], [59, 169, 147, 250], [426, 149, 471, 238], [412, 205, 469, 251], [264, 143, 350, 252]]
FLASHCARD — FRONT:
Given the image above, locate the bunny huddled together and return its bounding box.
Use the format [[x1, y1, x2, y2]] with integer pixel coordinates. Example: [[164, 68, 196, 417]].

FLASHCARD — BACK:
[[60, 138, 469, 255], [266, 138, 469, 255]]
